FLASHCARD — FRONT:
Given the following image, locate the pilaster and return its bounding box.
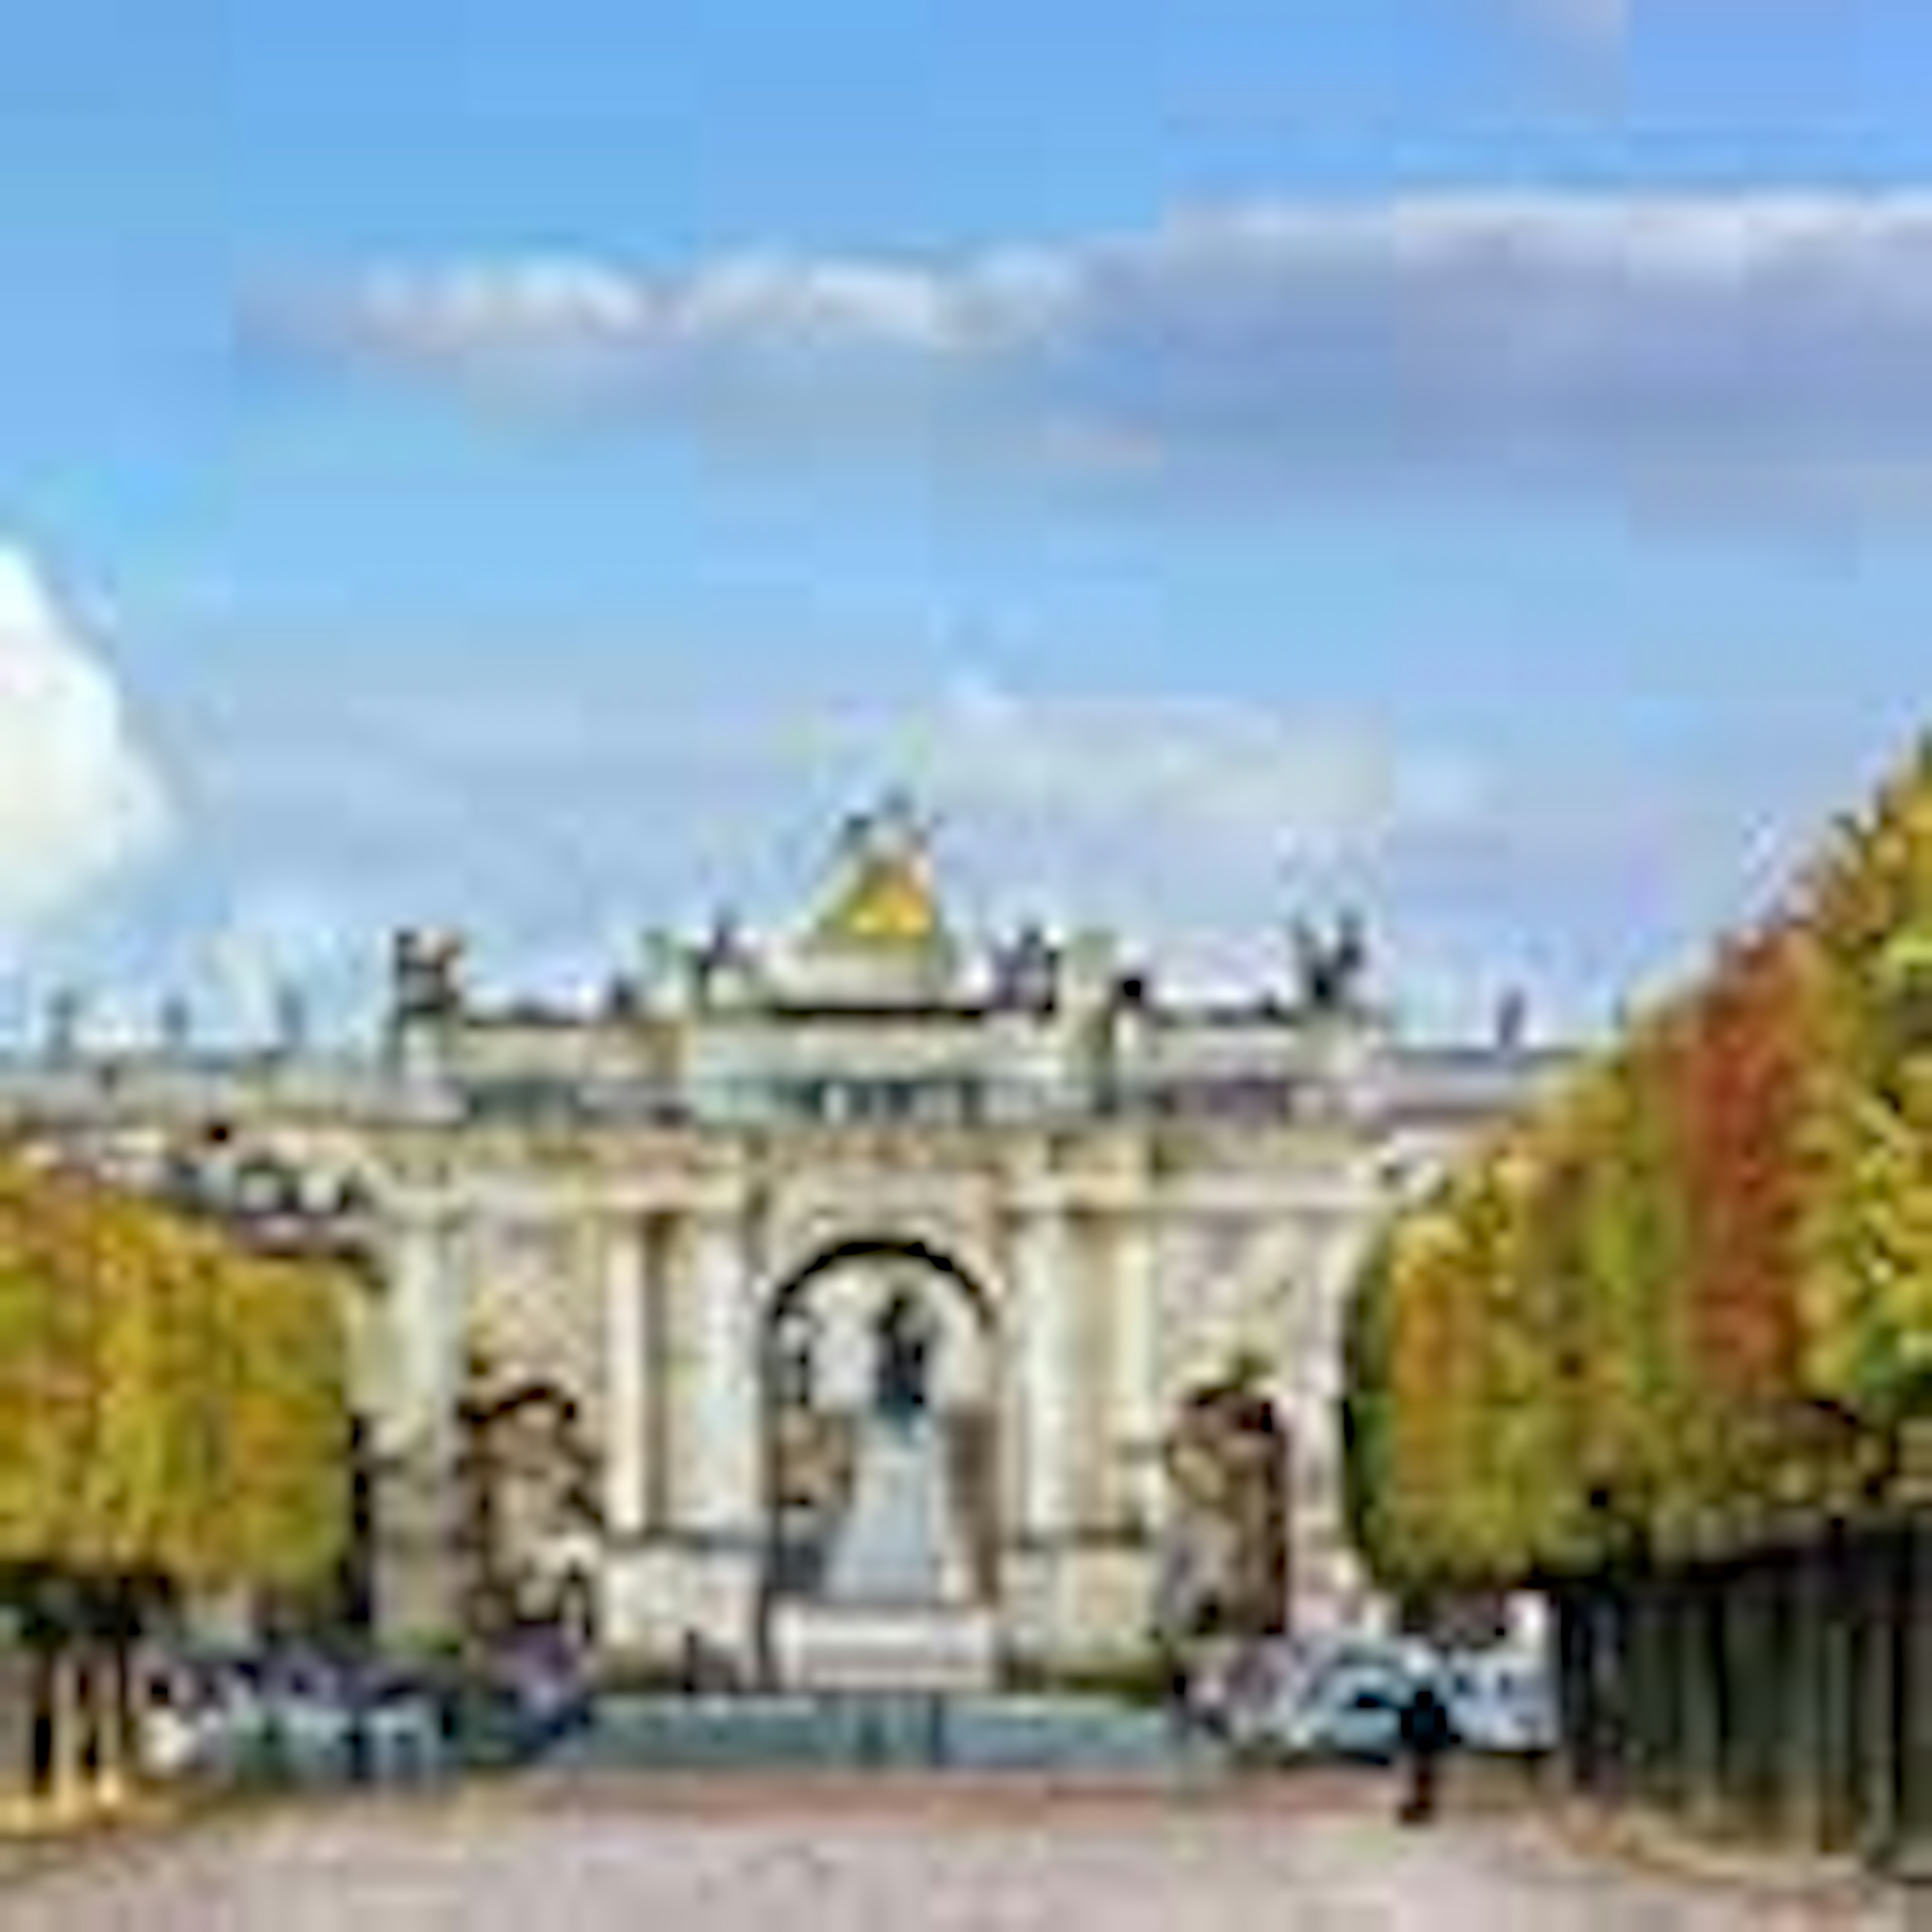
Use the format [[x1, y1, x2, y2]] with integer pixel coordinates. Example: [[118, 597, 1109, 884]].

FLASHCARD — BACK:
[[1287, 1214, 1371, 1634], [687, 1206, 760, 1539], [602, 1214, 649, 1544], [382, 1200, 463, 1455], [374, 1200, 464, 1645], [1111, 1207, 1162, 1531], [1011, 1204, 1072, 1540]]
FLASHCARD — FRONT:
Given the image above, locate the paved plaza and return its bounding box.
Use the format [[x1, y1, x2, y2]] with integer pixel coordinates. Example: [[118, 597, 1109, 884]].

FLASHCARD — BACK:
[[0, 1776, 1912, 1930]]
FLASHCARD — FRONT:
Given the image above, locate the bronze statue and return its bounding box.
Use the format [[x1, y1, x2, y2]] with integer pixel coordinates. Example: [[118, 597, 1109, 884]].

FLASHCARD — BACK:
[[874, 1285, 935, 1423], [1292, 909, 1370, 1016], [391, 928, 465, 1024]]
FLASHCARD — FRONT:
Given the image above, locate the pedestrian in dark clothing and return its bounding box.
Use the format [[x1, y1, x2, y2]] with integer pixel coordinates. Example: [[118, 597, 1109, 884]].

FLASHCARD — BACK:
[[678, 1629, 705, 1697], [1397, 1681, 1455, 1824], [1159, 1643, 1193, 1745]]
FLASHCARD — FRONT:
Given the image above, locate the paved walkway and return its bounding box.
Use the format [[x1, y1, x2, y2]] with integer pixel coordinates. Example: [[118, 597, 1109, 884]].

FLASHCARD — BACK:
[[0, 1775, 1912, 1928]]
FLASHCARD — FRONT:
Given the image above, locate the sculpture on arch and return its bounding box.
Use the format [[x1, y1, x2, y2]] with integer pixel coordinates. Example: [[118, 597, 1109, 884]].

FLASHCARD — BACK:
[[1291, 909, 1371, 1018], [874, 1283, 937, 1424], [1158, 1356, 1291, 1643], [453, 1348, 604, 1654], [391, 928, 465, 1024]]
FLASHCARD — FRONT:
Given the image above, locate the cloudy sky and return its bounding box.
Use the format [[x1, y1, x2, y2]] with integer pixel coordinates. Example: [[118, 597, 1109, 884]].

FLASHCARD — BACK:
[[0, 0, 1921, 1044]]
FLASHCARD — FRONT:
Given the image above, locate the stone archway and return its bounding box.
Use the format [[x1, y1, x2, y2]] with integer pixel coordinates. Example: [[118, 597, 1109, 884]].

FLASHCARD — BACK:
[[757, 1238, 998, 1676]]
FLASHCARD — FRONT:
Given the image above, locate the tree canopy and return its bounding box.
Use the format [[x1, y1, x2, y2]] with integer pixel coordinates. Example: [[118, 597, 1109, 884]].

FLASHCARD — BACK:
[[1344, 739, 1932, 1593], [0, 1151, 349, 1604]]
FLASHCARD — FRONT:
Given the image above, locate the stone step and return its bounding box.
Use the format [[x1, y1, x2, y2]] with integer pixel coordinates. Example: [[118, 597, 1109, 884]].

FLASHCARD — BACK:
[[551, 1691, 1208, 1776], [771, 1602, 998, 1695]]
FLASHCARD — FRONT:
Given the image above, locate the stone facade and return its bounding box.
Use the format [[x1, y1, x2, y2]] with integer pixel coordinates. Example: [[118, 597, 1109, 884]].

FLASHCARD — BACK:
[[0, 803, 1567, 1680]]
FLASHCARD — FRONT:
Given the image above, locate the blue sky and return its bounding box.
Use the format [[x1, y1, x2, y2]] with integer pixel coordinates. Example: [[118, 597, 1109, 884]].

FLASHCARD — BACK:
[[0, 0, 1924, 1044]]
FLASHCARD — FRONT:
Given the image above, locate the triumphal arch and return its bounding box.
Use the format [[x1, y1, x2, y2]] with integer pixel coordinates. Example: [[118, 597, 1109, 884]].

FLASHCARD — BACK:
[[0, 800, 1565, 1685]]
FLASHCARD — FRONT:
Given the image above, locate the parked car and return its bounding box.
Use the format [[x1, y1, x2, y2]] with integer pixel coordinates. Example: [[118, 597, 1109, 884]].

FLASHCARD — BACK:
[[1436, 1651, 1556, 1756], [1216, 1627, 1557, 1767], [356, 1673, 446, 1779], [1274, 1663, 1413, 1761], [138, 1647, 445, 1785], [1221, 1638, 1437, 1762], [135, 1674, 209, 1780], [1223, 1646, 1424, 1763]]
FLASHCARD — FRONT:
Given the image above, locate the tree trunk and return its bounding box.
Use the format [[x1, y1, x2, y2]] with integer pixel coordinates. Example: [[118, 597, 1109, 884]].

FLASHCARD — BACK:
[[94, 1634, 133, 1809], [26, 1640, 55, 1801], [1896, 1519, 1932, 1869], [1746, 1552, 1786, 1832], [1556, 1583, 1595, 1793], [1634, 1570, 1675, 1806], [1822, 1527, 1861, 1852], [1793, 1533, 1855, 1854], [1648, 1570, 1687, 1811], [1597, 1570, 1631, 1803], [48, 1645, 89, 1821], [1788, 1544, 1819, 1840], [1856, 1528, 1905, 1865], [1622, 1571, 1652, 1802], [1680, 1562, 1725, 1833]]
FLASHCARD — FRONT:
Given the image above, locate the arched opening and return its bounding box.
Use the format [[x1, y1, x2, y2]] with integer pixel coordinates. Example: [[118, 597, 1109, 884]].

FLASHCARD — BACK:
[[758, 1239, 998, 1656]]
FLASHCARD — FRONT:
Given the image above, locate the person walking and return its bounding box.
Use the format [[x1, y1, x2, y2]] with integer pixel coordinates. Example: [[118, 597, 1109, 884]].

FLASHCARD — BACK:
[[1158, 1638, 1194, 1746], [1396, 1678, 1455, 1824]]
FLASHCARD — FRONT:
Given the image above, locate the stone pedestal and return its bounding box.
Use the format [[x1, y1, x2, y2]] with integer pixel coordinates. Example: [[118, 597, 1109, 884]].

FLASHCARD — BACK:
[[601, 1539, 762, 1677], [823, 1412, 973, 1605], [771, 1602, 997, 1694], [1001, 1541, 1158, 1677]]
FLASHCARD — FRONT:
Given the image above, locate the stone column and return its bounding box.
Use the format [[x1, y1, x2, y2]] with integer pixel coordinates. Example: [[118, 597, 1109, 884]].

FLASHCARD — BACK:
[[384, 1202, 462, 1456], [375, 1199, 465, 1645], [1013, 1206, 1073, 1539], [602, 1215, 650, 1543], [643, 1216, 673, 1531], [664, 1205, 762, 1670], [688, 1210, 760, 1538], [1111, 1211, 1162, 1531], [1289, 1215, 1366, 1634]]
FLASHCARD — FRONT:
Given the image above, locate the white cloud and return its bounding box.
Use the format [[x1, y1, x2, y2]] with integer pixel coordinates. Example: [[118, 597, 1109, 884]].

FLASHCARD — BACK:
[[203, 658, 1475, 855], [181, 661, 1483, 1013], [1516, 0, 1825, 54], [0, 546, 170, 939], [837, 676, 1484, 863], [271, 193, 1932, 519], [216, 668, 1476, 874], [1520, 0, 1631, 46]]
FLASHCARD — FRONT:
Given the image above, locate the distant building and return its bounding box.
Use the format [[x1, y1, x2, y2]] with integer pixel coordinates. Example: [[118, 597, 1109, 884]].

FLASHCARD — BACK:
[[0, 802, 1568, 1683]]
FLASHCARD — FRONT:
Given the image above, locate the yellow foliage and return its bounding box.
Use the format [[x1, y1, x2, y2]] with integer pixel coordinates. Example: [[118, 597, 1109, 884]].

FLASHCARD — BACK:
[[0, 1146, 350, 1595]]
